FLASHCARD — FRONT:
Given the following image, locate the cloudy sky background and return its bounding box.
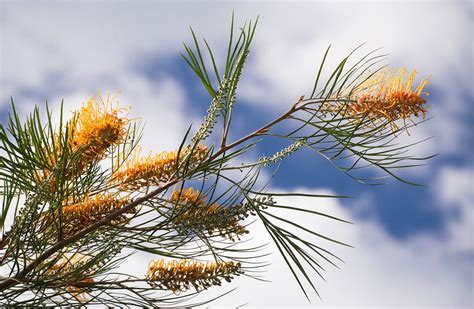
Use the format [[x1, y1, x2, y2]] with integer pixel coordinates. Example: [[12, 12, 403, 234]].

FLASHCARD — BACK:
[[1, 0, 472, 307]]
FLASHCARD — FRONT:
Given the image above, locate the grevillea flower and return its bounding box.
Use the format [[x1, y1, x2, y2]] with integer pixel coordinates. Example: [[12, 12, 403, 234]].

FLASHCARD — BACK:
[[326, 68, 429, 132], [113, 144, 208, 190], [46, 253, 94, 303], [65, 278, 94, 303], [169, 187, 248, 241], [36, 94, 128, 188], [48, 253, 88, 273], [146, 259, 241, 292], [69, 93, 127, 166], [58, 194, 133, 237]]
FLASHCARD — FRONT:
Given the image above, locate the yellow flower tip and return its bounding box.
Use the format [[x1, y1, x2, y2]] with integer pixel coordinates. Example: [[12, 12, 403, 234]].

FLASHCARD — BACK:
[[70, 93, 129, 164], [170, 187, 205, 206], [48, 253, 89, 273], [146, 259, 242, 292], [350, 67, 430, 131], [60, 194, 133, 236], [67, 277, 94, 303], [169, 187, 248, 241], [113, 144, 209, 190]]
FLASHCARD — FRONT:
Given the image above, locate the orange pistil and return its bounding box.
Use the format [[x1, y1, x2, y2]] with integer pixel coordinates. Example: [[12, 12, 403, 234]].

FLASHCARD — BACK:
[[169, 187, 248, 241], [328, 68, 430, 132], [113, 144, 208, 190], [69, 93, 127, 166], [66, 277, 94, 303], [58, 194, 134, 237], [36, 93, 128, 189], [352, 68, 429, 131], [146, 259, 241, 292]]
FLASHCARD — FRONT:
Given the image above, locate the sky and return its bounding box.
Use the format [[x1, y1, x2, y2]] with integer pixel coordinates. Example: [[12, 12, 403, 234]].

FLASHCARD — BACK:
[[0, 0, 473, 307]]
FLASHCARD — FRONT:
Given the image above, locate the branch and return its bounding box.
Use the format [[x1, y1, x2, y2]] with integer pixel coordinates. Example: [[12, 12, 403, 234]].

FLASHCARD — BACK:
[[0, 96, 313, 292]]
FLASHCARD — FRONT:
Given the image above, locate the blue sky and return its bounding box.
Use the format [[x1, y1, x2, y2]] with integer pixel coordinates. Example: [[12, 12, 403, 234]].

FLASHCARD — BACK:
[[1, 1, 472, 307]]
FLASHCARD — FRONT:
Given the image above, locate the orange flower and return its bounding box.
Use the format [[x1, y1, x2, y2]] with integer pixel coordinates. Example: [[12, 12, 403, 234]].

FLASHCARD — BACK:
[[169, 187, 248, 241], [146, 259, 241, 292], [113, 144, 208, 190], [37, 93, 128, 188], [349, 68, 429, 131], [326, 68, 430, 132], [66, 277, 94, 303], [69, 93, 127, 165], [59, 194, 133, 237]]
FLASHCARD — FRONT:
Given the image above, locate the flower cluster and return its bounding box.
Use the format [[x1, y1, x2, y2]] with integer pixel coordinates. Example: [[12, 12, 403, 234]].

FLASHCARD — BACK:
[[47, 253, 88, 273], [326, 68, 429, 132], [36, 94, 127, 189], [113, 144, 208, 190], [69, 94, 127, 167], [58, 194, 133, 237], [169, 187, 248, 241], [146, 259, 241, 292]]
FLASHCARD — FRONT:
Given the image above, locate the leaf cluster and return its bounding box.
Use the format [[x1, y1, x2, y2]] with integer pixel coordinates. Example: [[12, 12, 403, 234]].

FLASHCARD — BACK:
[[0, 14, 433, 306]]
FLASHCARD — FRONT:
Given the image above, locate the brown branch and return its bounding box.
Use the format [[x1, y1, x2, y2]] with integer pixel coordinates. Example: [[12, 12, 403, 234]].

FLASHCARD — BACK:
[[0, 231, 10, 250], [0, 179, 179, 291], [0, 97, 324, 292]]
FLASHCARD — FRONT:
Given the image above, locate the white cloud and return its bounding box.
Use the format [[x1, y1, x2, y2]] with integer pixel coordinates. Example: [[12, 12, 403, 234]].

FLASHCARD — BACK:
[[0, 1, 233, 106], [115, 76, 194, 151], [0, 1, 232, 154], [435, 166, 474, 255], [199, 188, 472, 307], [437, 166, 473, 211], [234, 2, 472, 158], [2, 1, 470, 158]]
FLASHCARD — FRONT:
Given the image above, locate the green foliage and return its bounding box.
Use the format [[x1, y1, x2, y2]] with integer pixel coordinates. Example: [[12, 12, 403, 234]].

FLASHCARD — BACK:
[[0, 15, 431, 306]]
